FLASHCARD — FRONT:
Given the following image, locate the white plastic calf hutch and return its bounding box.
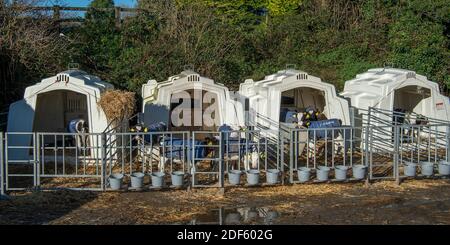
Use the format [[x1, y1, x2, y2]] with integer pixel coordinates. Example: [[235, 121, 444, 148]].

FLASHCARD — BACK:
[[239, 69, 351, 131], [7, 70, 113, 159], [341, 68, 450, 125], [142, 70, 245, 133]]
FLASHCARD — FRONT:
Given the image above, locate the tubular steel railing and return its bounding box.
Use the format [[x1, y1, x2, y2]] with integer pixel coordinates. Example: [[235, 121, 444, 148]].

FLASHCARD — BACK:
[[1, 122, 450, 194]]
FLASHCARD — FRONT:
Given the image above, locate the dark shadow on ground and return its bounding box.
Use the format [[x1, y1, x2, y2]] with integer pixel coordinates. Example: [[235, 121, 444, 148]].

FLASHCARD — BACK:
[[0, 190, 98, 225]]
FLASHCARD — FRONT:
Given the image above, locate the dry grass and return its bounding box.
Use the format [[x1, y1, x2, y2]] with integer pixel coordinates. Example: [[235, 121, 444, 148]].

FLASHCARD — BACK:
[[2, 179, 450, 224], [98, 90, 136, 123]]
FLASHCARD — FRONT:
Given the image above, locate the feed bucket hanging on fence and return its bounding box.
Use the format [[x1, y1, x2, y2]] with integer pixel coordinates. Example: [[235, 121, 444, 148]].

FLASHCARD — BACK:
[[228, 170, 242, 185], [171, 171, 185, 187], [352, 165, 367, 179], [316, 166, 330, 181], [109, 173, 124, 190], [404, 162, 417, 177], [438, 161, 450, 176], [151, 172, 166, 188], [334, 165, 348, 181], [421, 162, 434, 176], [130, 172, 145, 188], [297, 167, 311, 182], [246, 170, 260, 185], [266, 169, 280, 184]]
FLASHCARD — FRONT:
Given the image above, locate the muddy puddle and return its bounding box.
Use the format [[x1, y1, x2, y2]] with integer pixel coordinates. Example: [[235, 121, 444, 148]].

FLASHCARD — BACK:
[[177, 206, 281, 225]]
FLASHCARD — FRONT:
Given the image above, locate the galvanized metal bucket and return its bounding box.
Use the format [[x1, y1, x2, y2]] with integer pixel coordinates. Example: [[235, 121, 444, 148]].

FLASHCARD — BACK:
[[404, 162, 417, 177], [334, 165, 349, 181], [438, 161, 450, 176], [266, 169, 280, 184], [228, 170, 242, 185], [246, 170, 260, 185], [297, 167, 311, 183], [130, 172, 145, 188], [421, 162, 434, 176], [171, 171, 185, 187], [316, 166, 330, 181], [151, 172, 165, 188], [352, 164, 367, 179], [109, 173, 124, 190]]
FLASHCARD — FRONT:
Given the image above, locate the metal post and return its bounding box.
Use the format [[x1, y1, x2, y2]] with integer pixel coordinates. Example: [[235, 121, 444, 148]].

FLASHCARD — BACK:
[[219, 132, 225, 189], [101, 133, 107, 191], [289, 130, 294, 183], [280, 131, 284, 185], [36, 133, 41, 188], [446, 125, 450, 162], [393, 126, 400, 185], [364, 126, 371, 185]]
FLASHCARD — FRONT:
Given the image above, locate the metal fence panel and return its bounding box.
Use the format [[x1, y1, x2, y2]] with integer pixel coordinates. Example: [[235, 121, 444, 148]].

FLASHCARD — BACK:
[[104, 131, 190, 190], [36, 132, 104, 190], [5, 132, 36, 191], [286, 126, 368, 183], [1, 123, 449, 193]]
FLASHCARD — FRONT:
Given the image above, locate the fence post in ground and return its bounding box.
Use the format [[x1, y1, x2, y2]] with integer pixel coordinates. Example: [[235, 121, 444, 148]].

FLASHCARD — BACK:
[[280, 131, 285, 185], [393, 126, 400, 185], [35, 133, 41, 188], [289, 130, 294, 184], [0, 132, 5, 197], [101, 133, 107, 191], [219, 131, 225, 189], [364, 126, 371, 184], [446, 125, 450, 162]]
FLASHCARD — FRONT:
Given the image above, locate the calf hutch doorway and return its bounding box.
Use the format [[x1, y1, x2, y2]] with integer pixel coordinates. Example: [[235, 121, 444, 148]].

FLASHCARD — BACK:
[[169, 89, 220, 132], [280, 87, 326, 121], [239, 69, 350, 130], [33, 90, 89, 133], [142, 70, 244, 134], [393, 85, 431, 115]]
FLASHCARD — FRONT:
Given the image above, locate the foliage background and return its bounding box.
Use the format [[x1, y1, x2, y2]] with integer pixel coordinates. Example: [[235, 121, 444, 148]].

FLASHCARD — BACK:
[[1, 0, 449, 112]]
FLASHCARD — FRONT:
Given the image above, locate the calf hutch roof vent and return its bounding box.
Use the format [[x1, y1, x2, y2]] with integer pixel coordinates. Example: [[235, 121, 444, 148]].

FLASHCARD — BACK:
[[406, 71, 416, 79], [188, 74, 200, 82], [56, 74, 70, 83], [296, 73, 308, 80]]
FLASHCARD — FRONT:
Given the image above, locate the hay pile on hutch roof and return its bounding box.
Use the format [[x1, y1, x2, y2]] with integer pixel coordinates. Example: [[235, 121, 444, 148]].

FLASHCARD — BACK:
[[98, 90, 136, 123]]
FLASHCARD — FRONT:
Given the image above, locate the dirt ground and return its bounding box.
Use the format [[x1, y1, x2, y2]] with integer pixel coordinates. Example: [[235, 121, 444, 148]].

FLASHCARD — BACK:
[[1, 179, 450, 225]]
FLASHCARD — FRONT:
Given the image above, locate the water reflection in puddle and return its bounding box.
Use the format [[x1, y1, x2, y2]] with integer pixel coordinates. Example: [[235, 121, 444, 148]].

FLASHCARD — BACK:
[[187, 207, 280, 225]]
